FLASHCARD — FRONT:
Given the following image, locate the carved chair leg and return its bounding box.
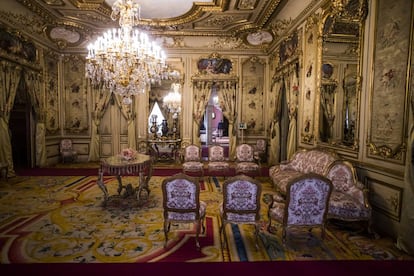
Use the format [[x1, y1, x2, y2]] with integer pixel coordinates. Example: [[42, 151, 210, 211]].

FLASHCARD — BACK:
[[195, 222, 201, 249], [163, 220, 170, 248], [254, 223, 260, 250]]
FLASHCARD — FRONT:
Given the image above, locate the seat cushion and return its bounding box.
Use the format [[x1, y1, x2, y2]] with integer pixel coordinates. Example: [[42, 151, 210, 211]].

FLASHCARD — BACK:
[[208, 162, 230, 171], [328, 191, 371, 220], [270, 169, 303, 195], [235, 162, 259, 172], [219, 203, 258, 222], [167, 200, 207, 221], [182, 161, 203, 172]]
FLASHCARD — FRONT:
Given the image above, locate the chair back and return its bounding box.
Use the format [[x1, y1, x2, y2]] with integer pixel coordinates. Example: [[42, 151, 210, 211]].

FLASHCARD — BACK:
[[222, 175, 261, 221], [184, 144, 202, 162], [162, 173, 201, 220], [255, 139, 266, 152], [285, 173, 333, 226], [235, 144, 255, 162], [209, 145, 225, 162], [60, 139, 73, 152]]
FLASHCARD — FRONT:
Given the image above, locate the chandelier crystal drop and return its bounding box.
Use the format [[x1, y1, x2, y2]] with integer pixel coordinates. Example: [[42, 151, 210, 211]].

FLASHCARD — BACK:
[[85, 0, 167, 101]]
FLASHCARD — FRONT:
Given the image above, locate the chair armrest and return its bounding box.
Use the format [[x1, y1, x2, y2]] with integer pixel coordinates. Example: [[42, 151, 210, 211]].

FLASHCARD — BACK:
[[263, 192, 285, 208], [362, 187, 371, 209]]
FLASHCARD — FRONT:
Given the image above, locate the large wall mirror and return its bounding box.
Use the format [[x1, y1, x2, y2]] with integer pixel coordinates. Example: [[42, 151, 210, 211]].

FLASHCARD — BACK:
[[318, 0, 367, 153]]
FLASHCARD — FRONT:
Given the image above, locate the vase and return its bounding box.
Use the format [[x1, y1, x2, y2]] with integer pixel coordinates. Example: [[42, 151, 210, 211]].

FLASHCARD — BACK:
[[161, 119, 169, 137]]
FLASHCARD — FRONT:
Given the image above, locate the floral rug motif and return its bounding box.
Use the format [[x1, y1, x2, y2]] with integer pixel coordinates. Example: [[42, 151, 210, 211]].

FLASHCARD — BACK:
[[0, 175, 411, 263]]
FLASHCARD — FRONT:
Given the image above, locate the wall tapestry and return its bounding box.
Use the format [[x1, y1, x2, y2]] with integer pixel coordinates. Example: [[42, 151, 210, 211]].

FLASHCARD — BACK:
[[63, 55, 88, 135], [301, 19, 318, 145], [368, 0, 413, 162], [241, 57, 265, 135], [45, 52, 60, 135]]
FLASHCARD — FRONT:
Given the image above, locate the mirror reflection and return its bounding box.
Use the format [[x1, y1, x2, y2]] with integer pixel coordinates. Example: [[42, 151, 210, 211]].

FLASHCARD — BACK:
[[318, 0, 366, 149]]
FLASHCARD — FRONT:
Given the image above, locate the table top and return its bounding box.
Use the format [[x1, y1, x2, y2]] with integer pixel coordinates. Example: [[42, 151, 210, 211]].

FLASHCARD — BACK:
[[147, 139, 181, 143], [102, 154, 151, 168]]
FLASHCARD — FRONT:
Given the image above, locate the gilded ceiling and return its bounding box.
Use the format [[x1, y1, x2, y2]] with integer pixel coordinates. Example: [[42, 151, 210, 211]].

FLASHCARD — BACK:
[[0, 0, 313, 52]]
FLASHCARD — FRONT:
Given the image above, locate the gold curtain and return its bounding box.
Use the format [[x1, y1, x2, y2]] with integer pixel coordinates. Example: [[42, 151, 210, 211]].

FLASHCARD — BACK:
[[0, 61, 22, 177], [268, 79, 282, 165], [192, 81, 212, 146], [23, 70, 47, 167], [217, 80, 237, 161], [88, 84, 111, 161], [285, 63, 299, 160]]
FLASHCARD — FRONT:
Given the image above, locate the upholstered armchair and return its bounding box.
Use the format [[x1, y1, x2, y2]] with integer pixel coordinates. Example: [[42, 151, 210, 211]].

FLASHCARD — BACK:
[[220, 175, 262, 249], [162, 173, 206, 249], [267, 173, 333, 244], [182, 144, 204, 181], [235, 144, 260, 177], [207, 145, 230, 183], [59, 139, 78, 163]]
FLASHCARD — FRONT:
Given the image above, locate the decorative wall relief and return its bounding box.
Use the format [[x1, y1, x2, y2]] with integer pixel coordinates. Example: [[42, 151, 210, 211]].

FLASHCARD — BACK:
[[300, 16, 319, 145], [368, 0, 413, 162], [63, 54, 88, 134], [241, 56, 265, 135], [44, 51, 60, 135]]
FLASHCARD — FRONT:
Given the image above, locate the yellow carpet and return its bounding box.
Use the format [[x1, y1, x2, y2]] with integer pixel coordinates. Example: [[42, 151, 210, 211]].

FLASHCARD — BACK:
[[0, 175, 411, 263]]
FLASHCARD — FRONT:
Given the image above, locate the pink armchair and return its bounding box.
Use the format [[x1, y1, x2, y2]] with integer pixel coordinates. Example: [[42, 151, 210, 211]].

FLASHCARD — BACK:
[[182, 144, 204, 181], [161, 173, 206, 249], [59, 139, 78, 163], [267, 173, 333, 243], [220, 175, 262, 249], [234, 143, 260, 177], [207, 145, 230, 183]]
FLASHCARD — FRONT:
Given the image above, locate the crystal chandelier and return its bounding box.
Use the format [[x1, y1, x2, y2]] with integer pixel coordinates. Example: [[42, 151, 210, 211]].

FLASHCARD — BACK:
[[85, 0, 167, 102], [163, 83, 182, 117]]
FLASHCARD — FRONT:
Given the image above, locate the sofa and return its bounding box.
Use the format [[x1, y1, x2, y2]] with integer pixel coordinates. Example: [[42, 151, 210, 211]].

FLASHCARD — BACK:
[[269, 149, 372, 229]]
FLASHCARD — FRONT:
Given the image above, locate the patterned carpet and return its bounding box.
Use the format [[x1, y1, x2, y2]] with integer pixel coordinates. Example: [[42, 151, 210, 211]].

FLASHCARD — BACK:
[[0, 174, 412, 263]]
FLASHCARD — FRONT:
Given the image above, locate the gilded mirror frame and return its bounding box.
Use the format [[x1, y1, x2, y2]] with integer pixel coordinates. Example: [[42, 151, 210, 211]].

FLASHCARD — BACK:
[[316, 0, 368, 156]]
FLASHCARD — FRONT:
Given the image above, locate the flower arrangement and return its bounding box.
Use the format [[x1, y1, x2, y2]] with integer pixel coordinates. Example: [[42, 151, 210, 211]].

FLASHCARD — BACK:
[[120, 148, 137, 161]]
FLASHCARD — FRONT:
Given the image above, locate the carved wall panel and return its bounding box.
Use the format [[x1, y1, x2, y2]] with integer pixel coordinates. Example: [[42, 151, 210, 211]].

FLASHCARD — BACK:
[[365, 177, 403, 221]]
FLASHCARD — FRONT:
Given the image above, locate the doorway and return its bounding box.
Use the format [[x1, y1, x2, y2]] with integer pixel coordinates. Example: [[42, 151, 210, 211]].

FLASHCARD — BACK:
[[199, 91, 229, 159], [9, 81, 33, 169]]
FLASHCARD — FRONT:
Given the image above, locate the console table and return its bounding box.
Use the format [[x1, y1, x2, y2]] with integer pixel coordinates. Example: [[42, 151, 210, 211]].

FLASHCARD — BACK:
[[147, 138, 181, 162], [97, 153, 153, 205]]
